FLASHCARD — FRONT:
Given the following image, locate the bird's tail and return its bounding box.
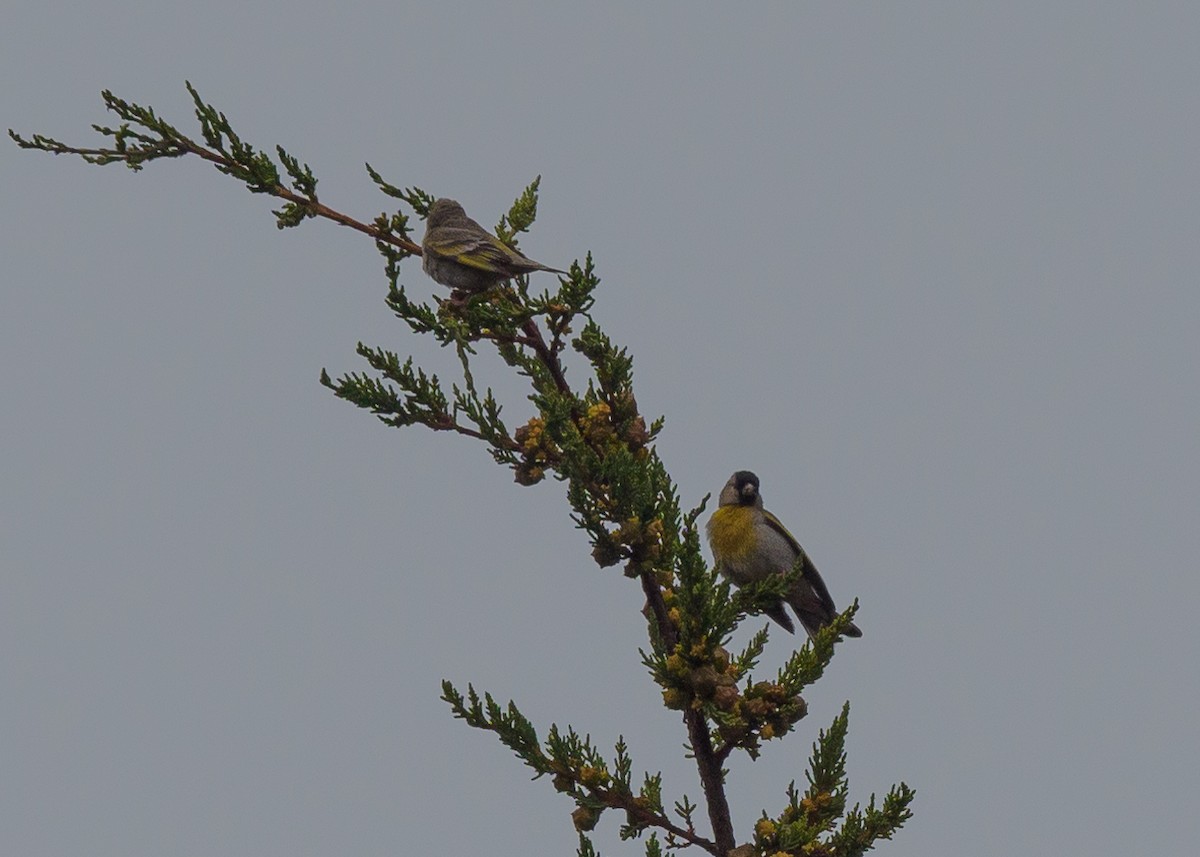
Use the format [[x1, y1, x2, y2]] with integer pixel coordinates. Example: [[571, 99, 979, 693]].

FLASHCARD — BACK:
[[794, 606, 862, 641], [764, 602, 796, 634]]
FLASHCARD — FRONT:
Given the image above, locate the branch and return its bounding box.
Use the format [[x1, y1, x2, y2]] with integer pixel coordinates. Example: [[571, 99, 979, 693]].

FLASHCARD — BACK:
[[639, 568, 734, 853], [143, 133, 420, 253], [574, 777, 717, 853], [443, 683, 720, 854], [9, 86, 422, 254], [521, 317, 571, 395], [684, 712, 735, 854]]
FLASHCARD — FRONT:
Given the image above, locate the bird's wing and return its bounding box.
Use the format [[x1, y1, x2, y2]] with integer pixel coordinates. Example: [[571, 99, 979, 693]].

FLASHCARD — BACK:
[[433, 227, 524, 272], [760, 509, 837, 610]]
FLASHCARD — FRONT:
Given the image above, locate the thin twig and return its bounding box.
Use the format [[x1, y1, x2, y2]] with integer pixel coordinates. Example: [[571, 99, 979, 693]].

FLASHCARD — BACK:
[[175, 139, 423, 254]]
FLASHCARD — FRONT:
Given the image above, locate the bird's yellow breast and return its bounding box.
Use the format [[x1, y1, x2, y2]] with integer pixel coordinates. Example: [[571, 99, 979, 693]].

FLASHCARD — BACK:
[[707, 505, 758, 560]]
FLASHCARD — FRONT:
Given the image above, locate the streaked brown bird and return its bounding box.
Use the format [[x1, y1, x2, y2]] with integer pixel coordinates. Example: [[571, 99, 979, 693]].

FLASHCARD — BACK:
[[421, 198, 566, 292]]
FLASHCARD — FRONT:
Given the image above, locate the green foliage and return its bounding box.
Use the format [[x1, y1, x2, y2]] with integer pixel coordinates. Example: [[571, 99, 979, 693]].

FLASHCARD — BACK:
[[750, 705, 916, 857], [577, 832, 600, 857], [10, 83, 423, 249], [364, 162, 432, 212], [441, 682, 711, 852], [12, 84, 915, 857], [829, 782, 917, 857], [494, 175, 544, 244], [10, 88, 191, 170]]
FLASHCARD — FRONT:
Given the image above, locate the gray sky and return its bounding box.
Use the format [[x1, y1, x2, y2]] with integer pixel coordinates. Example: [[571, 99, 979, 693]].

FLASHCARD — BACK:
[[4, 4, 1198, 855]]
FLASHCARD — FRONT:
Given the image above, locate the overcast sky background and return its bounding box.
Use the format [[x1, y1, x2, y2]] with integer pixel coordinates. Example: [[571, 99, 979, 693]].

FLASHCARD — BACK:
[[4, 4, 1198, 856]]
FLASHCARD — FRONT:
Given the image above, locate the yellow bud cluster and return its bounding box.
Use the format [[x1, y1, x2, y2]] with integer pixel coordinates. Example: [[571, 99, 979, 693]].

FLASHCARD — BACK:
[[576, 394, 653, 462], [513, 416, 561, 486], [661, 687, 688, 710], [577, 765, 609, 788], [754, 817, 777, 842], [659, 642, 741, 715], [800, 791, 833, 820], [716, 680, 809, 754], [606, 516, 664, 577], [591, 532, 623, 567], [518, 417, 545, 452], [582, 402, 616, 447]]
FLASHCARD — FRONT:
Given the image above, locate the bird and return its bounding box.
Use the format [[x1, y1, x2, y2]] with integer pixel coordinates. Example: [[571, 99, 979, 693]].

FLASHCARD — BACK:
[[707, 470, 862, 639], [420, 198, 566, 292]]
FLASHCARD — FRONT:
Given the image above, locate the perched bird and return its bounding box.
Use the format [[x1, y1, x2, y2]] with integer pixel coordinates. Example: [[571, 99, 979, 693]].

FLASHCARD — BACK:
[[421, 198, 566, 292], [707, 470, 862, 639]]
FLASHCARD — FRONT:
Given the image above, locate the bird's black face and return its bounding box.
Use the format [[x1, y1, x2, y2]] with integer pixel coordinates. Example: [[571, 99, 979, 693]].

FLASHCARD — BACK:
[[732, 470, 760, 505]]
